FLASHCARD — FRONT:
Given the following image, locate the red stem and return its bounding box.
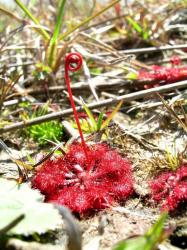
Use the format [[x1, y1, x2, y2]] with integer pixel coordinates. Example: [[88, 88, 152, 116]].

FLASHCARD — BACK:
[[64, 52, 88, 160]]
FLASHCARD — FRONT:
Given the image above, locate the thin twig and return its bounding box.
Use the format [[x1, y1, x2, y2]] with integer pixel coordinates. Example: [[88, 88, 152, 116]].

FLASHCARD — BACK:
[[3, 44, 187, 55], [80, 32, 118, 56], [32, 142, 66, 169], [24, 78, 161, 96], [82, 60, 99, 101], [80, 14, 128, 31], [0, 61, 34, 70], [0, 7, 26, 24], [0, 80, 187, 134], [97, 44, 187, 56], [157, 93, 187, 133]]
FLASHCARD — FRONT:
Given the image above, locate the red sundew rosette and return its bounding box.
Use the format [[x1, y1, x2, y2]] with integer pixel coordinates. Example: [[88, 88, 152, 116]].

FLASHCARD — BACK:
[[150, 165, 187, 211]]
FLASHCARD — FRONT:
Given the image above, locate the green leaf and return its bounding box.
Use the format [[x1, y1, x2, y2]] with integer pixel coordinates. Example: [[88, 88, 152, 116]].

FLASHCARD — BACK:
[[145, 212, 168, 249], [97, 112, 104, 131], [143, 31, 149, 40], [126, 17, 142, 34], [113, 212, 168, 250], [48, 0, 67, 66], [126, 72, 138, 80], [113, 237, 146, 250], [0, 178, 61, 235], [101, 100, 123, 130], [82, 102, 97, 131]]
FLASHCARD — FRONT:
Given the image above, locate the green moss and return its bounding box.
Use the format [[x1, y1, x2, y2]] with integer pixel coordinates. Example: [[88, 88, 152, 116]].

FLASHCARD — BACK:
[[27, 120, 63, 146], [23, 102, 63, 146]]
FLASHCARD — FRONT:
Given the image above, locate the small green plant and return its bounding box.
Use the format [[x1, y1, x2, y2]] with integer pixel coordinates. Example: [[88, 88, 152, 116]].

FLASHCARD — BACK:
[[23, 103, 63, 146], [113, 212, 169, 250], [126, 16, 150, 41], [32, 63, 52, 81], [71, 100, 123, 134], [165, 145, 180, 171], [28, 121, 63, 146], [1, 0, 120, 75]]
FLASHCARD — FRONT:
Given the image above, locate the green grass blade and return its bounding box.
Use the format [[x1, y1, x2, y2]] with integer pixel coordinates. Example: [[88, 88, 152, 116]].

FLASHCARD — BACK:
[[113, 212, 168, 250], [97, 112, 104, 131], [101, 100, 123, 130], [48, 0, 67, 66], [126, 16, 142, 34], [82, 102, 97, 131], [60, 0, 121, 40], [15, 0, 50, 40], [144, 212, 168, 250]]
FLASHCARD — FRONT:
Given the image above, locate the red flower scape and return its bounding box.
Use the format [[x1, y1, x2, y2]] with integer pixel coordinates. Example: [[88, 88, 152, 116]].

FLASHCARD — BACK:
[[32, 143, 134, 214], [150, 165, 187, 211]]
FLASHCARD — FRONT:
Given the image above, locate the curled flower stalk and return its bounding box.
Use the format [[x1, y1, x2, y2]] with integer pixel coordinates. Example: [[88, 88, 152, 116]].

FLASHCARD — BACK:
[[64, 53, 88, 160]]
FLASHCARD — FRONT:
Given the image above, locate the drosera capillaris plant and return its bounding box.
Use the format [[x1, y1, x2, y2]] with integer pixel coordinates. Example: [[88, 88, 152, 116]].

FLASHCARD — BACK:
[[150, 164, 187, 211], [31, 52, 134, 215]]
